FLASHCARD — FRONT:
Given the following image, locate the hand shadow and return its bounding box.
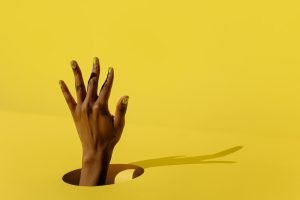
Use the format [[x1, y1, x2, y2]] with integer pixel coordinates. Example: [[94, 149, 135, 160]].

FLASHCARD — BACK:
[[62, 146, 243, 186]]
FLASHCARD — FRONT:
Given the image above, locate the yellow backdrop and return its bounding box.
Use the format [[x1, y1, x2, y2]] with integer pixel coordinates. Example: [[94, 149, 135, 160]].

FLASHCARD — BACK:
[[0, 0, 299, 199]]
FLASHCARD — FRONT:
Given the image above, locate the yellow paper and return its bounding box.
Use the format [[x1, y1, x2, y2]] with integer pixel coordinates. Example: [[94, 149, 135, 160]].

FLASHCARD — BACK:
[[0, 0, 299, 199]]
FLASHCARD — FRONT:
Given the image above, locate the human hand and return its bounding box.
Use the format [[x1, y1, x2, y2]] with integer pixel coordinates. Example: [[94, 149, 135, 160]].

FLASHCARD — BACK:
[[59, 57, 129, 186]]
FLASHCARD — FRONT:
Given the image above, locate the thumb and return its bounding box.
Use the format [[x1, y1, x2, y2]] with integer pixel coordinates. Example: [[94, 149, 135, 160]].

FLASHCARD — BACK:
[[114, 96, 129, 130]]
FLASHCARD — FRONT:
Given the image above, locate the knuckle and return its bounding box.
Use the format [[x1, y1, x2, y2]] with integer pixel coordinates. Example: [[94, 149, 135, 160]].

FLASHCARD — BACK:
[[76, 83, 84, 91], [99, 107, 108, 114], [92, 104, 100, 111], [97, 102, 108, 114]]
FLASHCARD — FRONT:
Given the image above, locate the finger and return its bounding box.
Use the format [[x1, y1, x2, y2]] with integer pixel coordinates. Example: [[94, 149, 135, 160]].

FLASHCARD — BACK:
[[85, 76, 98, 104], [95, 67, 114, 109], [87, 57, 100, 101], [71, 60, 86, 104], [59, 80, 77, 114], [114, 96, 129, 130]]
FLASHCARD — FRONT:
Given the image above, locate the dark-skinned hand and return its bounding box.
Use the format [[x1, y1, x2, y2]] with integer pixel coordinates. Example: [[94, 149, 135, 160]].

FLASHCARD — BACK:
[[59, 57, 129, 186]]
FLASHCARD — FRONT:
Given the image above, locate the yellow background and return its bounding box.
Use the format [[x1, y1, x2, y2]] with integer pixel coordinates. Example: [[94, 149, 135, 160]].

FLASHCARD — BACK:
[[0, 0, 299, 199]]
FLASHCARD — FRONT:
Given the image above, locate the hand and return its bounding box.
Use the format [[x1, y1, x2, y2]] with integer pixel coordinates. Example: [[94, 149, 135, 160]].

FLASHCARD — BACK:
[[59, 57, 129, 186]]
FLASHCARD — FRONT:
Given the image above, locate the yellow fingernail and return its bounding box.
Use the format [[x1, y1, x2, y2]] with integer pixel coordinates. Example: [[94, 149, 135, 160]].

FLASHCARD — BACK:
[[70, 60, 77, 69], [122, 96, 129, 104], [93, 57, 99, 65], [59, 80, 63, 87], [108, 67, 113, 74]]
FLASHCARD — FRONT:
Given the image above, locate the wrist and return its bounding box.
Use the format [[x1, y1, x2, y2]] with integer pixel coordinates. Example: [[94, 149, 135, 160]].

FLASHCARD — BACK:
[[80, 145, 114, 186], [80, 152, 104, 186], [79, 142, 116, 186], [82, 147, 104, 164]]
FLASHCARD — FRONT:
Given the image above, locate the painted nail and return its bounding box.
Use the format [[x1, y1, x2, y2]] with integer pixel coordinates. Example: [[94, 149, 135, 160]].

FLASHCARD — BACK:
[[93, 57, 99, 65], [108, 67, 113, 74], [59, 80, 63, 87], [122, 96, 129, 104], [70, 60, 77, 69]]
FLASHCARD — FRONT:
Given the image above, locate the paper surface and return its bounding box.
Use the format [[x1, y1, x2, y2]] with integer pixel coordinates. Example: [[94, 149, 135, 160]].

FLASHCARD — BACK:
[[0, 0, 299, 199]]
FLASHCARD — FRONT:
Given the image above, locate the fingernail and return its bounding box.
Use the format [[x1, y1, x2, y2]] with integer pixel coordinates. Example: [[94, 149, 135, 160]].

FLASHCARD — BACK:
[[108, 67, 113, 74], [122, 96, 129, 104], [93, 57, 99, 65], [70, 60, 77, 69], [59, 80, 63, 87]]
